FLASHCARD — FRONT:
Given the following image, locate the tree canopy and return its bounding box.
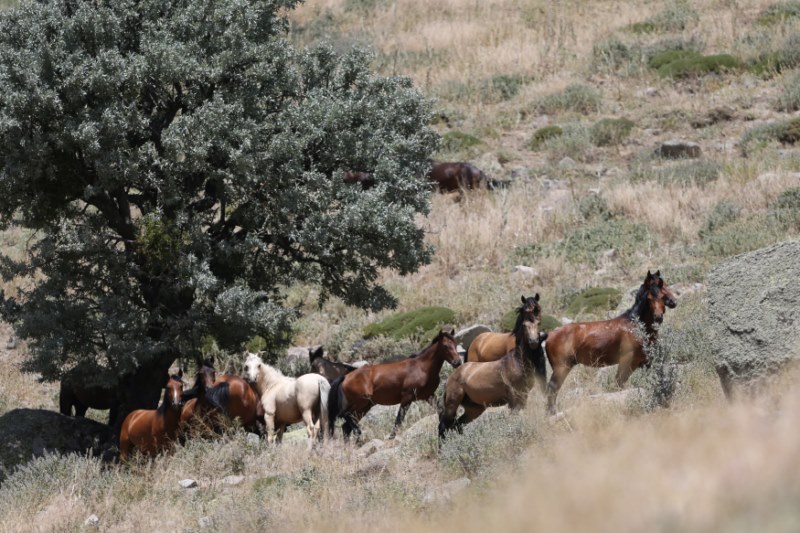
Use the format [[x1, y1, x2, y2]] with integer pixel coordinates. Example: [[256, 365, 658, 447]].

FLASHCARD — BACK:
[[0, 0, 438, 413]]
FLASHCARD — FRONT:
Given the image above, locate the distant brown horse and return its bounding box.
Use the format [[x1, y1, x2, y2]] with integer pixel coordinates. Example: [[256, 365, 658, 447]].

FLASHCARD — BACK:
[[427, 162, 488, 192], [467, 295, 543, 363], [119, 372, 185, 461], [328, 329, 462, 439], [309, 346, 362, 382], [439, 302, 549, 438], [545, 271, 677, 415], [60, 376, 120, 425], [343, 171, 375, 190]]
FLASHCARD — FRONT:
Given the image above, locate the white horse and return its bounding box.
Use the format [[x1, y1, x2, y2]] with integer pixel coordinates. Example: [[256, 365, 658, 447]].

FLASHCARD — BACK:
[[244, 352, 330, 448]]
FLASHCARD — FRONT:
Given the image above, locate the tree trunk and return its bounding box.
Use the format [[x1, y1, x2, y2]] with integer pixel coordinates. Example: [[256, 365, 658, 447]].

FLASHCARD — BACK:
[[111, 352, 175, 441]]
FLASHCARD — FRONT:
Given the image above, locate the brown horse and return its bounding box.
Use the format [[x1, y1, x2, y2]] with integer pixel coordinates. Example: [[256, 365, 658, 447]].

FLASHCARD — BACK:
[[343, 170, 375, 190], [328, 329, 462, 439], [439, 303, 549, 438], [59, 376, 120, 425], [467, 295, 543, 363], [119, 372, 184, 461], [427, 162, 488, 192], [545, 270, 677, 415], [309, 346, 360, 382]]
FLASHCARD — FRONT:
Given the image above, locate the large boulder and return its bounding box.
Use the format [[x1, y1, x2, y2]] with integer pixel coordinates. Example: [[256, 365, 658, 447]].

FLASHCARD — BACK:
[[0, 409, 113, 481], [454, 325, 492, 351], [709, 241, 800, 398]]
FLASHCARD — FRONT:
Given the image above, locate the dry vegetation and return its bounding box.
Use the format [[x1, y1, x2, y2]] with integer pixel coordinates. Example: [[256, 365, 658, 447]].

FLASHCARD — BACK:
[[2, 0, 800, 531]]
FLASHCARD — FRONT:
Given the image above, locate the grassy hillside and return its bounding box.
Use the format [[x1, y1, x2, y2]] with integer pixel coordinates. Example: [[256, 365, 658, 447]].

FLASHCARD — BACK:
[[1, 0, 800, 531]]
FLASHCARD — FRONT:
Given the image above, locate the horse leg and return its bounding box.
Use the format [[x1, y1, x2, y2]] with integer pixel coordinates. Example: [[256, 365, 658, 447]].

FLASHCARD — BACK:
[[74, 400, 88, 418], [615, 359, 636, 389], [456, 403, 486, 431], [302, 408, 317, 449], [264, 412, 277, 444], [547, 364, 573, 416], [388, 401, 411, 439]]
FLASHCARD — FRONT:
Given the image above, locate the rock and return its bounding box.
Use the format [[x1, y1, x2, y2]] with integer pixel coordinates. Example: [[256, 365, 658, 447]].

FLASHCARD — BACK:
[[286, 346, 311, 364], [644, 87, 658, 97], [585, 388, 645, 407], [657, 140, 701, 159], [671, 282, 705, 298], [603, 248, 617, 260], [5, 336, 16, 350], [588, 187, 601, 195], [401, 414, 438, 444], [560, 317, 573, 325], [198, 517, 212, 529], [179, 479, 198, 489], [350, 360, 369, 368], [423, 477, 472, 504], [222, 475, 245, 486], [558, 157, 577, 169], [360, 404, 396, 426], [358, 439, 385, 457], [84, 514, 99, 527], [454, 325, 492, 351], [709, 241, 800, 399], [246, 433, 261, 446], [358, 447, 399, 476], [513, 265, 537, 276], [457, 345, 467, 360], [0, 409, 113, 482]]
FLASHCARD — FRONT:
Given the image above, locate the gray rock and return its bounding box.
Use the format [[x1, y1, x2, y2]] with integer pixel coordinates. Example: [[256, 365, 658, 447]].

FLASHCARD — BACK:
[[358, 439, 385, 457], [246, 433, 261, 446], [560, 317, 573, 325], [5, 336, 16, 350], [454, 325, 492, 351], [513, 265, 537, 276], [350, 360, 369, 368], [358, 447, 399, 475], [198, 517, 212, 529], [709, 241, 800, 399], [657, 140, 701, 159], [423, 477, 472, 504], [286, 346, 312, 364], [222, 475, 245, 486], [84, 514, 99, 527], [179, 479, 198, 489], [644, 87, 658, 97], [558, 157, 577, 169]]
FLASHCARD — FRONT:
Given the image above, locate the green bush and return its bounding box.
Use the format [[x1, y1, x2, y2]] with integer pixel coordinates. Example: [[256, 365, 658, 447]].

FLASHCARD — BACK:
[[628, 0, 698, 34], [655, 160, 721, 187], [644, 37, 704, 65], [558, 220, 651, 266], [590, 117, 634, 146], [499, 309, 560, 332], [344, 0, 386, 12], [700, 201, 741, 238], [529, 125, 563, 150], [441, 130, 483, 152], [778, 33, 800, 70], [542, 123, 593, 163], [592, 36, 636, 72], [363, 307, 456, 340], [578, 194, 614, 221], [741, 117, 800, 153], [778, 72, 800, 111], [536, 83, 602, 114], [701, 214, 785, 259], [656, 53, 741, 78], [487, 74, 529, 101], [648, 49, 701, 70], [565, 287, 622, 318], [758, 1, 800, 26], [771, 186, 800, 229]]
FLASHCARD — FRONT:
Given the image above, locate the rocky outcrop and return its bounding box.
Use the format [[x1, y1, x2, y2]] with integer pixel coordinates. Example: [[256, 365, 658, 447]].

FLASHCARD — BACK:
[[708, 241, 800, 398]]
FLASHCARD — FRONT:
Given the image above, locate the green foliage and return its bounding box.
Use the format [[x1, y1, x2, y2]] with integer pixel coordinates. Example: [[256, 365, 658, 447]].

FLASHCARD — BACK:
[[701, 213, 785, 259], [363, 307, 456, 340], [558, 220, 651, 266], [441, 130, 483, 152], [0, 0, 438, 398], [655, 160, 721, 187], [700, 202, 741, 239], [578, 194, 614, 221], [758, 1, 800, 26], [778, 71, 800, 111], [771, 187, 800, 229], [655, 53, 741, 78], [565, 287, 622, 317], [529, 125, 563, 150], [628, 0, 698, 34], [344, 0, 386, 13], [778, 33, 800, 70], [592, 36, 635, 71], [590, 118, 634, 146], [487, 74, 529, 101], [499, 309, 560, 332], [542, 123, 593, 163], [741, 117, 800, 153], [536, 83, 602, 115], [648, 49, 701, 70]]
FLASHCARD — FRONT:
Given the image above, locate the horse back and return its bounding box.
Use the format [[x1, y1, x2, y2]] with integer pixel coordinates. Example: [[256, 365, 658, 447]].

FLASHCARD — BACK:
[[467, 332, 515, 362], [547, 318, 641, 367]]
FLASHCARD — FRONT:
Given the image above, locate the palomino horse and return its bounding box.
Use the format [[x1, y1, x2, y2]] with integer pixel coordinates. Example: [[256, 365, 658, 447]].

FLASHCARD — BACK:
[[427, 162, 488, 192], [467, 295, 543, 364], [439, 304, 549, 438], [60, 376, 120, 425], [545, 270, 678, 415], [309, 346, 361, 382], [119, 372, 185, 461], [328, 329, 462, 439], [244, 353, 330, 448]]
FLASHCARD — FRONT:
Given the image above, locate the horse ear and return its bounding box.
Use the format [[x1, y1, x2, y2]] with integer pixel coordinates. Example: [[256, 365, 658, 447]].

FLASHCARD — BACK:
[[645, 270, 653, 281], [177, 368, 183, 379], [521, 295, 527, 304], [534, 293, 540, 302], [655, 269, 661, 277]]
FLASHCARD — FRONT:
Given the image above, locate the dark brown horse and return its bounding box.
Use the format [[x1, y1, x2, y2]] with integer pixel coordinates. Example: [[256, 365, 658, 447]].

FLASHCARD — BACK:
[[328, 329, 462, 439], [309, 346, 360, 382], [439, 303, 549, 438], [59, 376, 120, 425], [545, 271, 677, 415], [119, 372, 185, 461], [343, 171, 375, 190], [427, 162, 488, 192]]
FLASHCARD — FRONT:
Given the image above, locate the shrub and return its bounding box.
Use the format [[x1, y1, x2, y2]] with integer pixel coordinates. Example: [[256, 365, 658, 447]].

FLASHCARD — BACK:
[[771, 186, 800, 229], [643, 37, 704, 65], [590, 117, 634, 146], [536, 83, 602, 114], [778, 72, 800, 111], [542, 123, 593, 163], [344, 0, 386, 12], [655, 160, 721, 187], [578, 194, 614, 221], [363, 307, 456, 340], [487, 74, 529, 101], [648, 49, 701, 70], [701, 214, 785, 259], [628, 0, 699, 34], [499, 309, 561, 332], [656, 53, 741, 78], [565, 287, 622, 317], [778, 33, 800, 70], [441, 130, 483, 152], [700, 201, 741, 238], [558, 220, 651, 266], [757, 1, 800, 26], [529, 125, 563, 150], [592, 36, 636, 72], [740, 118, 800, 153]]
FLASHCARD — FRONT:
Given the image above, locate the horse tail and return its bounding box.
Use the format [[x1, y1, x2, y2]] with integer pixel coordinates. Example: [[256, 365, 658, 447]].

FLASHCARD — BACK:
[[205, 382, 230, 416], [318, 378, 331, 441], [328, 375, 346, 437]]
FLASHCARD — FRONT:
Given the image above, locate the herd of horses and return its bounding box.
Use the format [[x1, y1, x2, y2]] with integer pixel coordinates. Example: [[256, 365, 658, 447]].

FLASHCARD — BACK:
[[347, 161, 500, 193], [99, 270, 679, 460]]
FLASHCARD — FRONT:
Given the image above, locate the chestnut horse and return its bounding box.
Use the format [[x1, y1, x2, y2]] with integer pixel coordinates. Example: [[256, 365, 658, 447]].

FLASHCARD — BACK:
[[467, 294, 543, 363], [545, 270, 677, 415], [119, 372, 185, 461], [427, 162, 488, 192], [309, 346, 363, 382], [439, 303, 549, 438], [328, 329, 462, 439]]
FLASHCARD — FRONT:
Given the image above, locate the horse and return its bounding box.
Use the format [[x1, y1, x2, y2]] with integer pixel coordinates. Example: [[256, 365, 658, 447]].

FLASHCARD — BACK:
[[119, 372, 185, 461], [467, 295, 543, 364], [439, 305, 549, 438], [427, 162, 489, 193], [328, 329, 462, 439], [343, 170, 375, 190], [244, 353, 330, 448], [59, 376, 120, 425], [309, 346, 360, 382], [545, 270, 678, 415]]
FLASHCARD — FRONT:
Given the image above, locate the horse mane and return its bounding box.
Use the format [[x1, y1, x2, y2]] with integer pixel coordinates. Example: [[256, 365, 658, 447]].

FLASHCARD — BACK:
[[158, 375, 183, 413], [618, 278, 658, 322]]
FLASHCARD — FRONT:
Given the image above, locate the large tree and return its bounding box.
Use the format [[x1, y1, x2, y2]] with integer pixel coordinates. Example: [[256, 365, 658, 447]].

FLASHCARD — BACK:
[[0, 0, 437, 423]]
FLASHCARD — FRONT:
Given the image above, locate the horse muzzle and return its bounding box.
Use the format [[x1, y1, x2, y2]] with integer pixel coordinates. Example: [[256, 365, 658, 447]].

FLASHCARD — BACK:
[[450, 358, 463, 368], [666, 298, 677, 309]]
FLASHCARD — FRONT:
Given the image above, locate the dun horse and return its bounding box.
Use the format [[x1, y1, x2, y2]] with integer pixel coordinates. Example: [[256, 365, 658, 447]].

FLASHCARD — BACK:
[[467, 294, 543, 364], [244, 353, 330, 448], [545, 270, 677, 415], [328, 329, 462, 439], [439, 302, 548, 438], [309, 346, 363, 382], [119, 372, 185, 461]]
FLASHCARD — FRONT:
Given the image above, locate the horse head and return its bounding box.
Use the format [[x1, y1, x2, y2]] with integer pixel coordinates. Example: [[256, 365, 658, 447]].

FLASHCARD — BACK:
[[165, 371, 185, 411], [643, 270, 677, 323], [243, 352, 264, 384], [434, 328, 461, 368], [518, 294, 543, 348]]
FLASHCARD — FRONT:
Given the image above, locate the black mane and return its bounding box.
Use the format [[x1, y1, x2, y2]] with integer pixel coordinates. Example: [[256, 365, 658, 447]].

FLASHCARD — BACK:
[[619, 277, 660, 322]]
